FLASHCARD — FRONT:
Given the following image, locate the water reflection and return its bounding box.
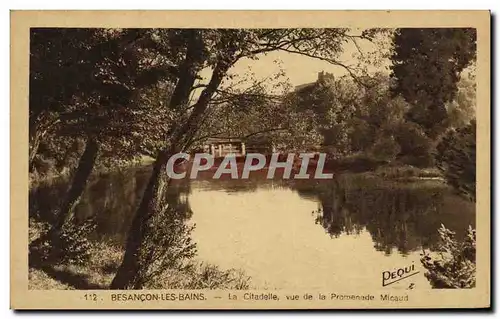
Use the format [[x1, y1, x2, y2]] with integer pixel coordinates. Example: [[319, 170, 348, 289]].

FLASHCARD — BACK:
[[29, 167, 475, 289], [29, 166, 194, 245], [301, 176, 475, 255]]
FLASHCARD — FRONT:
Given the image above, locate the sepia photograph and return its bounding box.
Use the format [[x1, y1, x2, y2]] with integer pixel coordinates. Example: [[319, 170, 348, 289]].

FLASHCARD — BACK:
[[10, 10, 490, 309]]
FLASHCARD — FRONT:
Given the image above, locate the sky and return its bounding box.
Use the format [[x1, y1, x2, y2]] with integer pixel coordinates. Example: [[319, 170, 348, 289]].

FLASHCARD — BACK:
[[194, 32, 393, 96]]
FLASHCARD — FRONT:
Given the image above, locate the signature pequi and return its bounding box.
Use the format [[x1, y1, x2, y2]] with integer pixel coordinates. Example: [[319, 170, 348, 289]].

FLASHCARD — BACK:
[[382, 262, 420, 288]]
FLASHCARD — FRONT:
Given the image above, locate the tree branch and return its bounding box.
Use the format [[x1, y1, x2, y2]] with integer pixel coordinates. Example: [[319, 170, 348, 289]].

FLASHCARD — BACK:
[[277, 47, 371, 87], [189, 127, 289, 146]]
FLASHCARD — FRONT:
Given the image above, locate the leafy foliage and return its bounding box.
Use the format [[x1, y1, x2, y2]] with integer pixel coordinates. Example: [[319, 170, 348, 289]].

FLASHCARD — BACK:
[[182, 264, 251, 290], [393, 121, 435, 167], [30, 28, 178, 175], [290, 72, 417, 162], [390, 28, 476, 137], [30, 218, 97, 266], [446, 72, 477, 129], [368, 135, 401, 162], [128, 187, 197, 289], [421, 224, 476, 288], [435, 120, 476, 201]]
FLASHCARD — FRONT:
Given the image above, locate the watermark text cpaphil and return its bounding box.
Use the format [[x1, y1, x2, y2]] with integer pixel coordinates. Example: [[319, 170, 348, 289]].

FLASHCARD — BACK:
[[166, 152, 334, 179]]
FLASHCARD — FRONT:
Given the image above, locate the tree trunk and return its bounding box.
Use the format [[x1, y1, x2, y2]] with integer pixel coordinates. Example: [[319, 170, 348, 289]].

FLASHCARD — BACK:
[[110, 32, 234, 289], [110, 82, 227, 288], [53, 137, 99, 231], [29, 129, 43, 172], [110, 150, 171, 289]]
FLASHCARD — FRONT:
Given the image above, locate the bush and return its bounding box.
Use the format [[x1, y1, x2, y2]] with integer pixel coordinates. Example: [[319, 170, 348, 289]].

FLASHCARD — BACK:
[[369, 135, 401, 162], [435, 120, 476, 201], [420, 224, 476, 288], [375, 164, 420, 178], [182, 263, 251, 290], [131, 203, 198, 289], [336, 153, 388, 173], [30, 218, 97, 266], [394, 121, 435, 168]]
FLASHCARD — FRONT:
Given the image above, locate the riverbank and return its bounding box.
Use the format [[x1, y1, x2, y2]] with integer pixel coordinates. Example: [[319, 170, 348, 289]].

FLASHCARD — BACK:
[[28, 219, 251, 290], [176, 153, 443, 181], [366, 165, 442, 181], [29, 155, 155, 189]]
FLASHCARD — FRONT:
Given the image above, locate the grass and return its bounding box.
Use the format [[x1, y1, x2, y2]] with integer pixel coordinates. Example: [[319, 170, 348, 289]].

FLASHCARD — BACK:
[[28, 218, 251, 290], [152, 262, 251, 290], [373, 164, 442, 180], [337, 170, 447, 192], [29, 219, 122, 289], [29, 269, 73, 290]]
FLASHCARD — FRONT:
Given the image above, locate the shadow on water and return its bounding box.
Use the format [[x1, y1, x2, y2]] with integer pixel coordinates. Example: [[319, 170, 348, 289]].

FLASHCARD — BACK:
[[293, 175, 475, 256], [29, 166, 197, 289], [30, 166, 193, 246]]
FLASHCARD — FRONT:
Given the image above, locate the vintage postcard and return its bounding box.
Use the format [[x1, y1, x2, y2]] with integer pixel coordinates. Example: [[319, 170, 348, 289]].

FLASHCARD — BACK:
[[11, 10, 490, 309]]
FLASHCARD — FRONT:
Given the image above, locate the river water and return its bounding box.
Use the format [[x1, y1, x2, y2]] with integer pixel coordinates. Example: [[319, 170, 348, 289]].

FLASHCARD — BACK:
[[30, 166, 475, 290]]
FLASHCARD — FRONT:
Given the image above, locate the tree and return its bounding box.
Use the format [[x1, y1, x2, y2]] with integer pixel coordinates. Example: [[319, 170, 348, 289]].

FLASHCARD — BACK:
[[291, 72, 361, 156], [421, 224, 476, 288], [29, 28, 97, 170], [435, 120, 476, 202], [30, 29, 177, 251], [110, 28, 376, 289], [390, 28, 476, 138], [58, 29, 175, 232], [393, 120, 435, 167], [368, 135, 401, 162], [446, 71, 476, 129], [186, 71, 303, 151], [290, 72, 410, 161]]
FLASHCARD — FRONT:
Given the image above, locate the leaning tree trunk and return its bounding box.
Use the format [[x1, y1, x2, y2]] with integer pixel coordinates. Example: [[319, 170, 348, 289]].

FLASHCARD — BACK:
[[110, 53, 231, 289], [111, 30, 208, 289], [53, 137, 99, 232], [110, 149, 172, 289]]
